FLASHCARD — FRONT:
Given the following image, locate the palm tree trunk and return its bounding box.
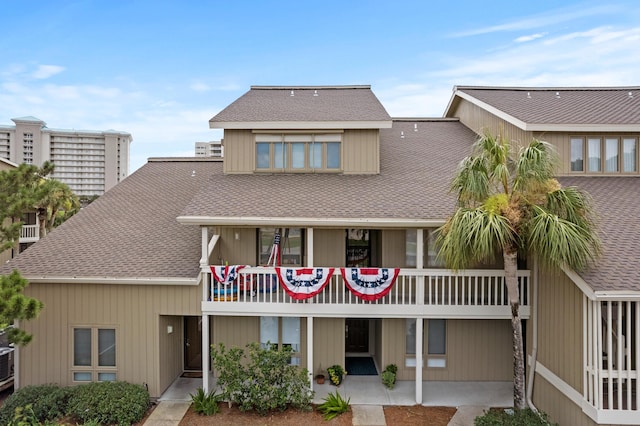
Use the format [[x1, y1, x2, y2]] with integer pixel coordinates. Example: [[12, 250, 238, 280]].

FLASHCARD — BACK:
[[504, 248, 526, 409]]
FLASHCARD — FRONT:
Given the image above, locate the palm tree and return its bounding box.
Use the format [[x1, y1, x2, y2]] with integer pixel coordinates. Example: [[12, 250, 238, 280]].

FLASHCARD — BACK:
[[33, 178, 80, 237], [437, 133, 600, 409]]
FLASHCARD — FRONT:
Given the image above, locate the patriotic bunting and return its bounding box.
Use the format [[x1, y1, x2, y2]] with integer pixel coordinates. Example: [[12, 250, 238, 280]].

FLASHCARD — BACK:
[[275, 267, 334, 300], [340, 268, 400, 301], [210, 265, 247, 285]]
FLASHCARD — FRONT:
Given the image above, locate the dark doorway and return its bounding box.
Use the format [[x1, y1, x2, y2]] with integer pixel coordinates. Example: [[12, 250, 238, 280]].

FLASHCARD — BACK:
[[184, 316, 202, 370], [345, 319, 369, 353]]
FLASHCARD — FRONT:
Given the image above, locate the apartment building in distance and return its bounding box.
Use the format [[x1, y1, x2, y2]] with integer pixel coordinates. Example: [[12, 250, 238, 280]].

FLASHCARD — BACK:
[[195, 140, 223, 157], [0, 116, 132, 196]]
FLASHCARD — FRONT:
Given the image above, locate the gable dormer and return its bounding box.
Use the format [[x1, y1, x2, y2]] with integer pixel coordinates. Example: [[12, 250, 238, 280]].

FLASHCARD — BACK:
[[209, 85, 392, 174]]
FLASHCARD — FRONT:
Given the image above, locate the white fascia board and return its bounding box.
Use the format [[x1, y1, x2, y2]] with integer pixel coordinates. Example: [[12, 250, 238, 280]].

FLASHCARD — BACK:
[[24, 276, 198, 285], [526, 123, 640, 132], [594, 290, 640, 301], [209, 120, 393, 129], [177, 216, 445, 228], [453, 91, 528, 130], [561, 265, 596, 300]]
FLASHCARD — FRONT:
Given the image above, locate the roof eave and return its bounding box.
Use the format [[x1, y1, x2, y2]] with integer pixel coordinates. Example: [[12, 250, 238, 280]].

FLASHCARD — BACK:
[[446, 90, 528, 131], [209, 120, 393, 130], [23, 276, 199, 285], [177, 216, 445, 228], [528, 124, 640, 132]]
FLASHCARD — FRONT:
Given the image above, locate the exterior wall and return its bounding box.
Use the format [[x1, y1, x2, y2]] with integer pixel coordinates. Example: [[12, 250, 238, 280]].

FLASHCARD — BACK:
[[382, 318, 512, 381], [451, 98, 533, 143], [533, 375, 602, 426], [381, 230, 406, 267], [313, 229, 345, 266], [20, 282, 201, 398], [158, 315, 184, 394], [313, 317, 345, 375], [534, 266, 583, 391], [222, 129, 379, 174]]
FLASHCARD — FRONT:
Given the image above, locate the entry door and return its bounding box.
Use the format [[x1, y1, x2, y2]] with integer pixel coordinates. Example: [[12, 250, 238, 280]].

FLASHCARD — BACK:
[[345, 319, 369, 353], [184, 316, 202, 370]]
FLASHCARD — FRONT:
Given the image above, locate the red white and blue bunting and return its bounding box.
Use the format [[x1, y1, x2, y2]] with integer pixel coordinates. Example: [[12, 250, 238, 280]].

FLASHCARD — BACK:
[[275, 267, 335, 300], [210, 265, 247, 286], [340, 268, 400, 301]]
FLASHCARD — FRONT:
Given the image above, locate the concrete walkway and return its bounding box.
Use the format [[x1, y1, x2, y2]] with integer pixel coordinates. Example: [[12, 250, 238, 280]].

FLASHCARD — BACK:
[[352, 405, 386, 426], [143, 401, 191, 425], [447, 406, 489, 426]]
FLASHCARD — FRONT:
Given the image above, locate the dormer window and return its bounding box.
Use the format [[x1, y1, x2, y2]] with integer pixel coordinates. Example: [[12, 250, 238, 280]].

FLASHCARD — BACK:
[[570, 136, 637, 173], [255, 133, 341, 172]]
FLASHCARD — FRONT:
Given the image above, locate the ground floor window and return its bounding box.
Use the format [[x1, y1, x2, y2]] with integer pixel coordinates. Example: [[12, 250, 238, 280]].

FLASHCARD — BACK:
[[72, 327, 116, 382], [405, 319, 447, 368], [260, 317, 301, 365]]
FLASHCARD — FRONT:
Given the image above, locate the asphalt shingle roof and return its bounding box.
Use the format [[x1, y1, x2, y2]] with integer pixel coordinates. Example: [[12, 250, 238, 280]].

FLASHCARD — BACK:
[[2, 159, 219, 279], [455, 87, 640, 125], [182, 120, 473, 220], [209, 86, 392, 124], [558, 176, 640, 292]]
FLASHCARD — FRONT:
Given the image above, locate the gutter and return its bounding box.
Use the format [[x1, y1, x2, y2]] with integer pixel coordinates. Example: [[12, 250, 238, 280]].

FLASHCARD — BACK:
[[526, 255, 540, 413], [177, 216, 445, 228], [24, 276, 198, 286]]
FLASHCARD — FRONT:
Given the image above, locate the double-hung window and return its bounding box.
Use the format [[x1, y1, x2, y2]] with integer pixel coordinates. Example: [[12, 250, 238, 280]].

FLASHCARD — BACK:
[[255, 133, 341, 172], [72, 327, 117, 382], [405, 319, 447, 368]]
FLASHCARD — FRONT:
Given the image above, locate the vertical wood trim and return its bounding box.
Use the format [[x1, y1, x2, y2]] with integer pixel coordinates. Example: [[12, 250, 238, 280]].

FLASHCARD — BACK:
[[415, 317, 423, 404], [202, 314, 210, 393]]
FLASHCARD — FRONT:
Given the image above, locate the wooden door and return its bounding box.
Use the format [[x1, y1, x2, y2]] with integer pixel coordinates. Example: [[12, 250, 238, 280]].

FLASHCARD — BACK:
[[184, 316, 202, 370], [345, 319, 369, 353]]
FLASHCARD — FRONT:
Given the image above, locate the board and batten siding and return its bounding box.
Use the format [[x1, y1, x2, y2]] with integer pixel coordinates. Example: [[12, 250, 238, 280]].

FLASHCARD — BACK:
[[534, 266, 583, 391], [222, 129, 379, 174], [20, 282, 201, 398], [382, 318, 512, 381], [158, 315, 184, 393], [313, 317, 345, 376], [533, 375, 602, 426]]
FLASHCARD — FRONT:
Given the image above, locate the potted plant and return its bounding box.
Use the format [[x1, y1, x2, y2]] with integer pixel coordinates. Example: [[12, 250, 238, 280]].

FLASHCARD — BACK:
[[327, 364, 346, 386], [316, 373, 326, 384], [381, 363, 398, 389]]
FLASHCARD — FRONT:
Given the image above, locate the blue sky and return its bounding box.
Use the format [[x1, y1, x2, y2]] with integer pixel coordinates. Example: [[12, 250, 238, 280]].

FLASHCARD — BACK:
[[2, 0, 640, 172]]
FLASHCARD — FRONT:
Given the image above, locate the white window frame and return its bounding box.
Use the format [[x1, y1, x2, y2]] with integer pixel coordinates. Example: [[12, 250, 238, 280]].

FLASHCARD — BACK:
[[570, 136, 638, 174], [260, 316, 301, 366], [255, 133, 342, 173]]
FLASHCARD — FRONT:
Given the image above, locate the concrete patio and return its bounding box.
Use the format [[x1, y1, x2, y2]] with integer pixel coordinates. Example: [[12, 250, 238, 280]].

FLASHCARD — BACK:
[[159, 374, 513, 407]]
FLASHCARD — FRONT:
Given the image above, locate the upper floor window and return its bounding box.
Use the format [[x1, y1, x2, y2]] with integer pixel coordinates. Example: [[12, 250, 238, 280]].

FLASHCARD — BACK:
[[571, 136, 637, 173], [255, 133, 341, 172], [258, 228, 303, 266]]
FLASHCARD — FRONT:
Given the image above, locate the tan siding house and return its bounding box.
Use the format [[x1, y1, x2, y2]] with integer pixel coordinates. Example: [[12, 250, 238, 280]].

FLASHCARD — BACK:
[[3, 85, 639, 425]]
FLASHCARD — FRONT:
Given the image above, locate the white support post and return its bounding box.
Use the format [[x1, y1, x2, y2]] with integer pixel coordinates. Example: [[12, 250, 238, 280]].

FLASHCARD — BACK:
[[202, 314, 210, 393], [307, 316, 314, 391], [307, 228, 314, 267], [201, 227, 209, 302], [416, 317, 423, 404], [416, 230, 424, 305]]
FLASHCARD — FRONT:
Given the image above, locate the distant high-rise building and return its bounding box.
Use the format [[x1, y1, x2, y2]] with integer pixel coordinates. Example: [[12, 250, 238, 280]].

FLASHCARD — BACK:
[[0, 116, 132, 196], [195, 140, 223, 157]]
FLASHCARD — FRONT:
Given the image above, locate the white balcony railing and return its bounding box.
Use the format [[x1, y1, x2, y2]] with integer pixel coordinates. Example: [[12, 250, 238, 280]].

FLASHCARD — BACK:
[[19, 224, 39, 243], [202, 267, 530, 319]]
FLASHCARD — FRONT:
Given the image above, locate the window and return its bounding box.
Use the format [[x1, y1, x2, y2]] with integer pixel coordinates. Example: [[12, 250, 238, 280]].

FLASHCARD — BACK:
[[571, 136, 638, 174], [72, 327, 116, 382], [260, 317, 300, 365], [405, 229, 445, 268], [427, 319, 446, 368], [255, 133, 341, 172], [258, 228, 303, 266]]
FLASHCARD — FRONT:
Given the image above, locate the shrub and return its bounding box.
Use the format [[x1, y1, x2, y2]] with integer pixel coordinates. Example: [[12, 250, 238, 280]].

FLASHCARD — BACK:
[[0, 384, 70, 425], [317, 390, 350, 420], [211, 341, 313, 415], [381, 370, 396, 389], [474, 408, 558, 426], [66, 381, 150, 425], [384, 363, 398, 375], [190, 387, 221, 415]]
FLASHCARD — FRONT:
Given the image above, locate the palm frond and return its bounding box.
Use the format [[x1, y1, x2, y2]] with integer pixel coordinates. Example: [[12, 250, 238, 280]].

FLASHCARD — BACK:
[[451, 156, 490, 205], [527, 206, 601, 271], [513, 140, 557, 193]]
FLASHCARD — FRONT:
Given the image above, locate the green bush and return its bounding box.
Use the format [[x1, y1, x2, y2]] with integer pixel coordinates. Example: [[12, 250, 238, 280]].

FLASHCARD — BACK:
[[317, 390, 350, 420], [474, 408, 558, 426], [211, 341, 314, 415], [190, 387, 221, 415], [0, 384, 70, 425], [383, 363, 398, 375], [381, 370, 396, 389], [66, 381, 150, 425]]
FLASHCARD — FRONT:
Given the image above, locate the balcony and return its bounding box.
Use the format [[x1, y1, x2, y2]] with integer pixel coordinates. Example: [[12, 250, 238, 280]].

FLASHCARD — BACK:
[[19, 224, 39, 243], [201, 267, 530, 319]]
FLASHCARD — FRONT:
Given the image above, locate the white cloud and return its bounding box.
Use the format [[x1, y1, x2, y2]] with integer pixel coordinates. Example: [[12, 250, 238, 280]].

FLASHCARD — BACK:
[[32, 65, 65, 79], [515, 33, 547, 43], [190, 81, 211, 92]]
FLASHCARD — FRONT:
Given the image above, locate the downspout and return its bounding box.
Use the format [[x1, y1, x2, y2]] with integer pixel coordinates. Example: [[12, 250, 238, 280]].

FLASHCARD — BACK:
[[526, 255, 539, 413]]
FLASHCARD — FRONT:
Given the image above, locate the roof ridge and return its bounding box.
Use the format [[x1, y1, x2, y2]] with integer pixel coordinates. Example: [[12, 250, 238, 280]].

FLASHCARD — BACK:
[[250, 85, 371, 90], [455, 85, 640, 91]]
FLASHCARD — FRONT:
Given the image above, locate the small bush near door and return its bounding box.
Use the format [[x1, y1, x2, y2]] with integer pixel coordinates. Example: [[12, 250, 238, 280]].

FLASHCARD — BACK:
[[381, 364, 398, 389]]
